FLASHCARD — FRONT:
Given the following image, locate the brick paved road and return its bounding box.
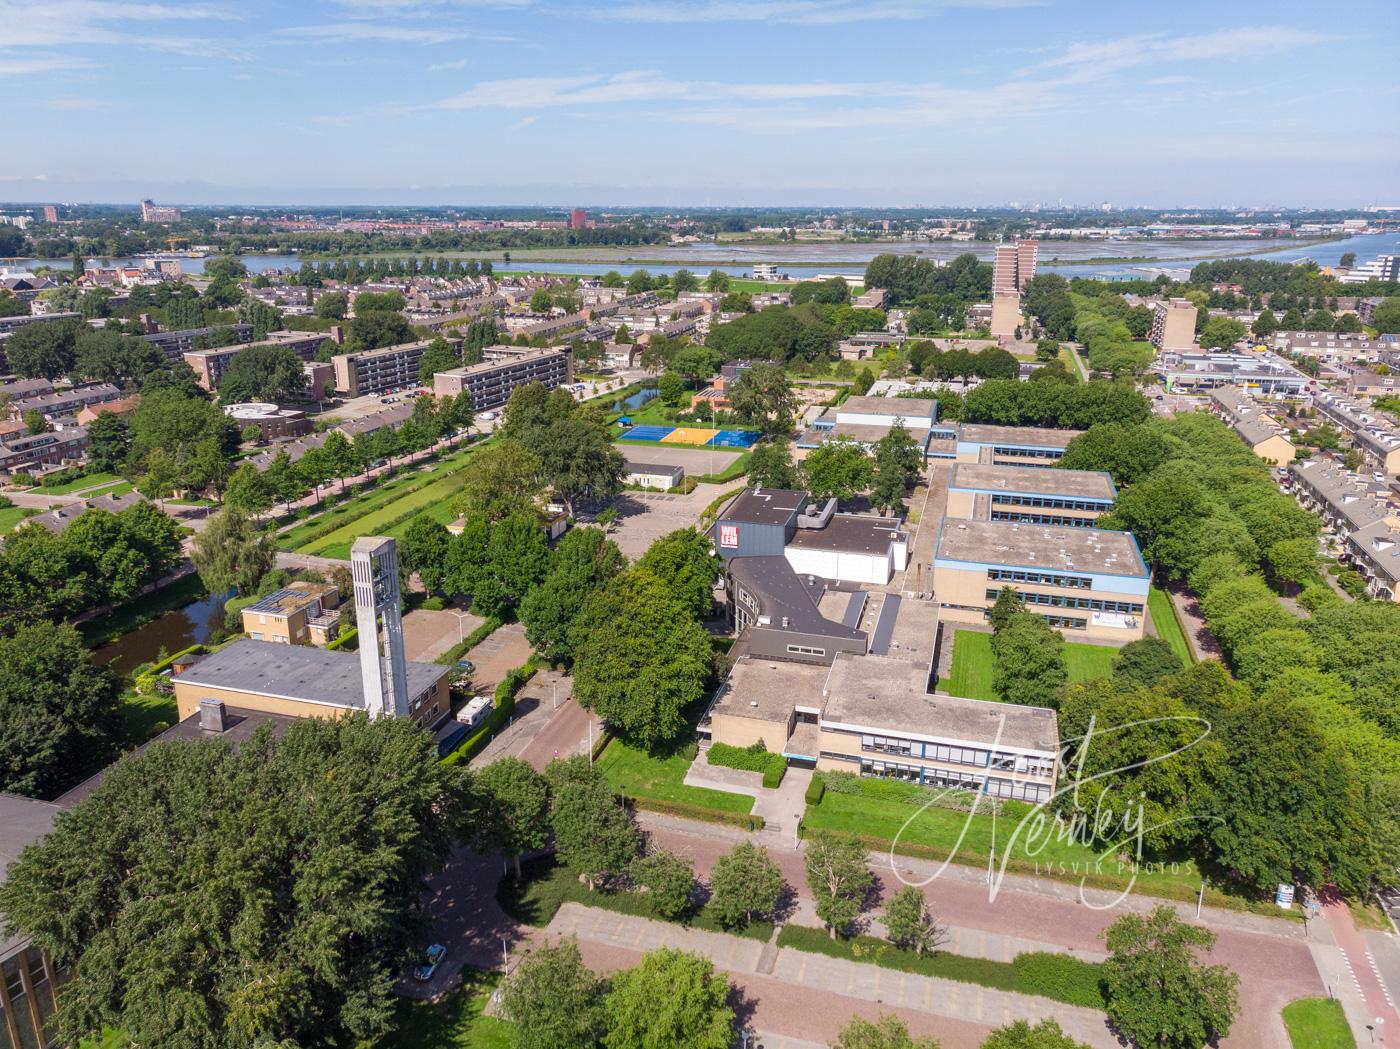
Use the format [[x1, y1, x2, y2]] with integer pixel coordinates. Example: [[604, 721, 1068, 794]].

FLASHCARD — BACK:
[[638, 815, 1322, 1049]]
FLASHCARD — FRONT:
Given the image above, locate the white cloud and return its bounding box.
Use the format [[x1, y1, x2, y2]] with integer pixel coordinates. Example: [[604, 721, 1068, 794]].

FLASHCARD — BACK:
[[0, 54, 88, 76], [0, 1, 244, 57], [43, 96, 124, 111], [589, 0, 1033, 23], [277, 22, 470, 43], [1040, 26, 1341, 75], [428, 57, 470, 71]]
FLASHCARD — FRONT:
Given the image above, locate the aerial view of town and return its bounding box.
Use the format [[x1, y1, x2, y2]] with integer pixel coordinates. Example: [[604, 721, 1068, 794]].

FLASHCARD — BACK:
[[1, 2, 1398, 1048]]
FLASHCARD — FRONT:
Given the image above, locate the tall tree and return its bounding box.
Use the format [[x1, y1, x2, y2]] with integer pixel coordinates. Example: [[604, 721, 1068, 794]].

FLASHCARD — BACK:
[[871, 420, 921, 514], [991, 612, 1068, 707], [629, 849, 696, 920], [399, 517, 452, 592], [0, 622, 120, 797], [747, 438, 799, 490], [708, 841, 786, 929], [635, 528, 720, 620], [804, 832, 873, 938], [217, 344, 308, 403], [0, 714, 463, 1049], [416, 336, 460, 386], [981, 1020, 1091, 1049], [603, 949, 733, 1049], [883, 885, 946, 956], [727, 362, 797, 434], [1101, 906, 1239, 1049], [454, 438, 542, 521], [190, 507, 277, 596], [549, 775, 641, 891], [802, 438, 873, 503], [500, 938, 605, 1049], [520, 527, 625, 664], [571, 569, 712, 750], [473, 756, 549, 880]]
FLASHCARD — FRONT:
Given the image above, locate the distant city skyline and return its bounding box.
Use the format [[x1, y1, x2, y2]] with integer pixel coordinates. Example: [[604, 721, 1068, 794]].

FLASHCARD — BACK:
[[2, 0, 1396, 207]]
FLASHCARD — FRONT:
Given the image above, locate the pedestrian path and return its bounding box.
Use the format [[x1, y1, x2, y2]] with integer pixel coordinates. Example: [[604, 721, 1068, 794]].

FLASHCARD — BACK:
[[1321, 892, 1399, 1045], [547, 902, 1117, 1048]]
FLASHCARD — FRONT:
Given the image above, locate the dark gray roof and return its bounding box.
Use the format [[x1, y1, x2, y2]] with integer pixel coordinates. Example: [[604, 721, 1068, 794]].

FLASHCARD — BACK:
[[0, 793, 65, 961], [624, 460, 684, 478], [722, 487, 807, 525], [788, 513, 905, 555], [26, 491, 144, 535], [172, 639, 448, 710], [728, 556, 866, 642]]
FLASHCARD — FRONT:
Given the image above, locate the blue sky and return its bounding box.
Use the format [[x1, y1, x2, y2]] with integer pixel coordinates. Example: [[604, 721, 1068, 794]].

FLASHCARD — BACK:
[[2, 0, 1397, 207]]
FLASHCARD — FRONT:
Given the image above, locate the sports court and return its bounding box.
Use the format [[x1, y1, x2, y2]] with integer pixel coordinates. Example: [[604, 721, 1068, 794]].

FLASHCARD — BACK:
[[619, 424, 761, 448]]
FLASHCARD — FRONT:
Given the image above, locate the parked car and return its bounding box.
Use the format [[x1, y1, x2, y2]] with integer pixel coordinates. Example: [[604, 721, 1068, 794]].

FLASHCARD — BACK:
[[413, 944, 447, 982]]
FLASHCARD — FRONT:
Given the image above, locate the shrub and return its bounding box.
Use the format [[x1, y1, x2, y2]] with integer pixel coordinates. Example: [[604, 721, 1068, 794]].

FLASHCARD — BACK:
[[11, 471, 35, 487], [628, 796, 764, 830], [1297, 582, 1342, 613], [805, 774, 825, 806], [708, 740, 786, 788], [1010, 952, 1107, 1009], [0, 494, 11, 509]]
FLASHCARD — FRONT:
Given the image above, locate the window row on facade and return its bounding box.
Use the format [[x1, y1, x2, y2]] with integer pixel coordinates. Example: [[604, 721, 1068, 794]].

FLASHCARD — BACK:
[[857, 757, 1053, 803], [987, 567, 1093, 589], [858, 733, 1054, 776], [984, 589, 1143, 615], [989, 494, 1109, 512], [989, 511, 1096, 528]]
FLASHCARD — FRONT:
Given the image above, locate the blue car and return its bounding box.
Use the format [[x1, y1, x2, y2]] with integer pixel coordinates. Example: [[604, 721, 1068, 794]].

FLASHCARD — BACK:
[[414, 944, 447, 982]]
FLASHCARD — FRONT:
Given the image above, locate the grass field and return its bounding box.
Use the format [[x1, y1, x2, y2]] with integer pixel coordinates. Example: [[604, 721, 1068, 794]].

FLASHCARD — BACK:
[[498, 855, 772, 940], [0, 505, 38, 533], [117, 691, 178, 750], [376, 969, 511, 1049], [1149, 587, 1194, 665], [80, 480, 135, 499], [278, 444, 480, 553], [303, 467, 473, 559], [1282, 997, 1356, 1049], [37, 470, 120, 494], [597, 737, 755, 816], [940, 629, 1118, 702], [804, 782, 1209, 901]]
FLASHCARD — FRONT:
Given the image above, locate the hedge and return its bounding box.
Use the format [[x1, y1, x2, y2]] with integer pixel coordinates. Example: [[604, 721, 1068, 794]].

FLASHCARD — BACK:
[[805, 774, 825, 806], [326, 627, 358, 652], [708, 740, 786, 789], [440, 658, 537, 767], [433, 616, 502, 666], [627, 796, 765, 831], [775, 925, 1107, 1010]]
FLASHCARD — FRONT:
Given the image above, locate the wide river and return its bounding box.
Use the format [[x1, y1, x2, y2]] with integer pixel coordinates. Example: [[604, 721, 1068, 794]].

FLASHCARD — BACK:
[[11, 230, 1399, 283]]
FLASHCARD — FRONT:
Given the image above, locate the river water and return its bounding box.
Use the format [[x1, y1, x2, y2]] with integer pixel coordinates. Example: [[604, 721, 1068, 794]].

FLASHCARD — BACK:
[[91, 587, 232, 677], [10, 230, 1398, 283]]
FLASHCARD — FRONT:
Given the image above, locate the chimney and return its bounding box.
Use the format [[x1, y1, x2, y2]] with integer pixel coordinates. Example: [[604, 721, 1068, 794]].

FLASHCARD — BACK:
[[199, 698, 227, 733]]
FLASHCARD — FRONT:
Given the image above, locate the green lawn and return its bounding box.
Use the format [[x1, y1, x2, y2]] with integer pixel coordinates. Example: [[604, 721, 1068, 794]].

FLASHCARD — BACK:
[[597, 737, 755, 816], [277, 444, 480, 551], [804, 783, 1210, 902], [80, 480, 136, 499], [498, 855, 772, 941], [303, 468, 473, 558], [1282, 997, 1356, 1049], [117, 691, 178, 750], [375, 969, 511, 1049], [1149, 587, 1194, 666], [940, 629, 1117, 702], [0, 505, 38, 533], [37, 470, 120, 494]]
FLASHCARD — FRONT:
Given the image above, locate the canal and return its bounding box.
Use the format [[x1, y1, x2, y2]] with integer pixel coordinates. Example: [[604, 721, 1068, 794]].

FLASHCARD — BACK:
[[91, 587, 233, 678]]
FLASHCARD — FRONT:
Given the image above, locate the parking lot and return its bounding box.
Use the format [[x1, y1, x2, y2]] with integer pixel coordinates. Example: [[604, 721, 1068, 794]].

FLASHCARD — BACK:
[[582, 484, 740, 559]]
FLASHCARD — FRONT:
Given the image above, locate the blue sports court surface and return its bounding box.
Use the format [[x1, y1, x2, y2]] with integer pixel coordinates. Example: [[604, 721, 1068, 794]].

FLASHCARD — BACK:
[[619, 425, 761, 448]]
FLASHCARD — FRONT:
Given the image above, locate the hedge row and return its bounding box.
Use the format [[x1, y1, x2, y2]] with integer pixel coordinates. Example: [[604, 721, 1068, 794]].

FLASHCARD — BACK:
[[441, 659, 538, 767], [433, 617, 502, 666], [804, 774, 825, 806], [708, 740, 786, 789], [628, 795, 765, 831], [776, 925, 1107, 1010]]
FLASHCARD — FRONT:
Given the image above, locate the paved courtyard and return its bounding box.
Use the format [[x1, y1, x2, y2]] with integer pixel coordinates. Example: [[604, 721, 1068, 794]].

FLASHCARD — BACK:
[[401, 607, 483, 663], [584, 483, 739, 559]]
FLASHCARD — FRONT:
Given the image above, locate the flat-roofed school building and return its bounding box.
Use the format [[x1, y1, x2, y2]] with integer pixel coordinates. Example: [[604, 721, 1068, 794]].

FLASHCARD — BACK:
[[933, 518, 1149, 641], [706, 652, 1059, 804], [945, 462, 1115, 528], [953, 424, 1082, 467]]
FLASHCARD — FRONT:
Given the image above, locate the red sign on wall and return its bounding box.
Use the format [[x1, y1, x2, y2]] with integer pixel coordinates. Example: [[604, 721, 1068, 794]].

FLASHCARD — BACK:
[[719, 524, 739, 548]]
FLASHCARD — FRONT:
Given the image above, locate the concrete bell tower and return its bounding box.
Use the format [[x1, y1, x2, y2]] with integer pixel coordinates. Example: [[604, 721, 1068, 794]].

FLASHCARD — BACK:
[[351, 536, 410, 719]]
